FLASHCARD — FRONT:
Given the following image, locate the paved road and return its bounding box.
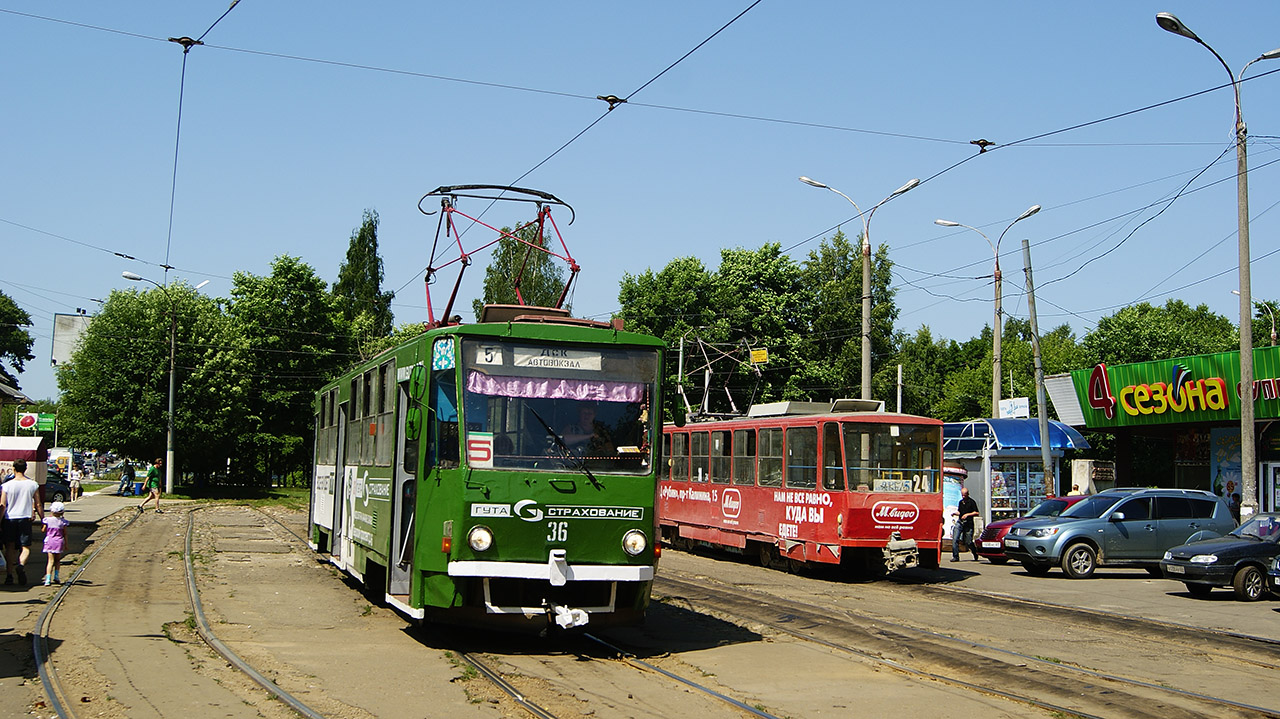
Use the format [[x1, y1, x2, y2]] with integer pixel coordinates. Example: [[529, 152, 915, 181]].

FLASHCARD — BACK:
[[898, 555, 1280, 642], [0, 487, 148, 716]]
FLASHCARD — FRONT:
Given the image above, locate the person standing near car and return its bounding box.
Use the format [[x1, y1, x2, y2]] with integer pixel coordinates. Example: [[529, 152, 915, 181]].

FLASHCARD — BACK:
[[951, 486, 980, 562], [1, 459, 44, 585], [118, 460, 136, 496], [138, 457, 163, 513]]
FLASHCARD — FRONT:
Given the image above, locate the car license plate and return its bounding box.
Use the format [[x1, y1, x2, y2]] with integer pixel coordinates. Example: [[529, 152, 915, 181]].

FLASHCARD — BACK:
[[981, 541, 1002, 549], [1167, 564, 1184, 574], [1003, 537, 1018, 548]]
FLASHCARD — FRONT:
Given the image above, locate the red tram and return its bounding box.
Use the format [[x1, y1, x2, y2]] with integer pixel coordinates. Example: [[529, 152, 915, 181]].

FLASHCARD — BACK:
[[659, 400, 944, 572]]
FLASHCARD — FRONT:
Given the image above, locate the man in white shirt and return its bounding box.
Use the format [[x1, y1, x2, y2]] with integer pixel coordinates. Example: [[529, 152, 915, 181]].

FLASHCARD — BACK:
[[1, 459, 44, 585]]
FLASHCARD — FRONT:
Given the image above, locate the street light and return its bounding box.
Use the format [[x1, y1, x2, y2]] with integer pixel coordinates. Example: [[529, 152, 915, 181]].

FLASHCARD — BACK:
[[1233, 290, 1277, 346], [123, 271, 176, 494], [799, 176, 920, 400], [1159, 12, 1280, 520], [935, 204, 1041, 417]]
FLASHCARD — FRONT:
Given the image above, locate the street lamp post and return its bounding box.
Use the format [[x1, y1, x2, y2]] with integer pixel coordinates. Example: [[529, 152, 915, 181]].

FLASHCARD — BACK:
[[1233, 290, 1278, 346], [934, 205, 1041, 417], [799, 176, 920, 401], [123, 271, 176, 494], [1159, 12, 1280, 520]]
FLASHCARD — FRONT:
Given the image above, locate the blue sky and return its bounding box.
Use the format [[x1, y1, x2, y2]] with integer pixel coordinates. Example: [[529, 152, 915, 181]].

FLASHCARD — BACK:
[[5, 2, 1280, 402]]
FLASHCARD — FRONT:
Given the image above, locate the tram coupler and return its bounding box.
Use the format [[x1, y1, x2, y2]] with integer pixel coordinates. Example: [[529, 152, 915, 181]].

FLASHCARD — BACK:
[[550, 604, 590, 629], [882, 531, 920, 573]]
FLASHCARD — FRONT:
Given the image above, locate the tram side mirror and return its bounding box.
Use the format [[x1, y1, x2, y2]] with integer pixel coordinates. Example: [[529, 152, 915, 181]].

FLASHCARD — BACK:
[[405, 407, 423, 441], [409, 364, 427, 401], [672, 404, 686, 428]]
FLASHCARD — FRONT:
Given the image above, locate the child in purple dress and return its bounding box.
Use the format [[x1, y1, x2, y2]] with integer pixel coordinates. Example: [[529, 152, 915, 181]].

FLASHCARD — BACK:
[[42, 501, 69, 585]]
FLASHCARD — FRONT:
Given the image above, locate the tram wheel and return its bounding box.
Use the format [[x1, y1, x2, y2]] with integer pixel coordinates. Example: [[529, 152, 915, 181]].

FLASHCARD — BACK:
[[786, 557, 807, 574], [757, 543, 780, 569]]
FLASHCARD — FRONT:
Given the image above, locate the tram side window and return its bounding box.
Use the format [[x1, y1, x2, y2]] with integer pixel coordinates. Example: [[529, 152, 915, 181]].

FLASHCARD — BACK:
[[785, 426, 817, 489], [843, 426, 870, 490], [710, 431, 731, 484], [691, 431, 710, 482], [347, 378, 362, 463], [822, 422, 845, 491], [671, 433, 689, 481], [663, 434, 671, 479], [758, 428, 783, 487], [375, 361, 394, 466], [732, 429, 756, 486]]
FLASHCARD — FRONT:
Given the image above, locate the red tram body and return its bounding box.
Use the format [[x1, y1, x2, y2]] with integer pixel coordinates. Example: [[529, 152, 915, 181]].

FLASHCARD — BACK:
[[659, 401, 944, 572]]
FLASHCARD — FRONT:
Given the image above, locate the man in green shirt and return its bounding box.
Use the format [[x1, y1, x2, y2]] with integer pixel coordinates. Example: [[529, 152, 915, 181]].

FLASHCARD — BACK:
[[138, 457, 163, 513]]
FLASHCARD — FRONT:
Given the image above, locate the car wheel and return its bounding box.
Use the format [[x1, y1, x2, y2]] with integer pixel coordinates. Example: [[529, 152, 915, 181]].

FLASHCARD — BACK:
[[1022, 561, 1051, 576], [50, 490, 67, 503], [1232, 565, 1265, 602], [1185, 582, 1213, 597], [987, 556, 1009, 565], [1061, 543, 1097, 579]]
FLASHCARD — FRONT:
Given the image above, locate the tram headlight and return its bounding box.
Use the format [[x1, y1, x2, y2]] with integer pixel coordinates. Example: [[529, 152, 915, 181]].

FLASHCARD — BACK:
[[622, 529, 648, 556], [468, 525, 494, 552]]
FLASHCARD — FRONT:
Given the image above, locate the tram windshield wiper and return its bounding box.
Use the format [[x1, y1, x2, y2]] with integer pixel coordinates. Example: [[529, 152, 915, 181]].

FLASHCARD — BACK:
[[527, 407, 602, 489]]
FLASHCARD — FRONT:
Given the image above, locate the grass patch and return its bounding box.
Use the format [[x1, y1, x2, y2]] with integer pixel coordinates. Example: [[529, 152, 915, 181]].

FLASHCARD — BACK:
[[168, 485, 310, 511]]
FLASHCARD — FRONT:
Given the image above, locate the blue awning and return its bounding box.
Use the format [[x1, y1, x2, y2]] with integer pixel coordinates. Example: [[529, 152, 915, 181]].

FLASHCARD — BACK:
[[943, 418, 1091, 452]]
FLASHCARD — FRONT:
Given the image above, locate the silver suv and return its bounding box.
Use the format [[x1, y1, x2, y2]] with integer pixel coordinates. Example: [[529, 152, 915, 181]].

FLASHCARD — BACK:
[[1002, 488, 1235, 579]]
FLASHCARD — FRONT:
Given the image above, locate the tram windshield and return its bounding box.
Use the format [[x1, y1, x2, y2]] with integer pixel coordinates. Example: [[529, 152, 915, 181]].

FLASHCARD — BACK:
[[841, 421, 940, 493], [460, 338, 659, 475]]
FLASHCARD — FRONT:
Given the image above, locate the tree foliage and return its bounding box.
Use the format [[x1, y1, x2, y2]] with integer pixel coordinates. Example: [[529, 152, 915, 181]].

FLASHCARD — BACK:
[[228, 255, 354, 485], [0, 290, 35, 390], [333, 209, 395, 357], [471, 222, 570, 320], [57, 281, 229, 467]]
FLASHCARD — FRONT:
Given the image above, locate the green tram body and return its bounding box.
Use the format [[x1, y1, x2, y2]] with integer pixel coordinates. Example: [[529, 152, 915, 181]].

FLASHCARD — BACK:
[[308, 311, 665, 631]]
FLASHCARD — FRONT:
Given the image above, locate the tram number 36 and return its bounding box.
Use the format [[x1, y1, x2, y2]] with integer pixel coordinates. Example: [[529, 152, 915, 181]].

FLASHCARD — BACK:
[[547, 521, 569, 542]]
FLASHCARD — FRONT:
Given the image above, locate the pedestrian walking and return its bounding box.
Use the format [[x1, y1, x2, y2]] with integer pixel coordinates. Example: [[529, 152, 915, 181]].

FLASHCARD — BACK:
[[42, 501, 69, 585], [1, 459, 44, 585], [951, 486, 980, 562], [118, 460, 136, 496], [68, 465, 82, 501], [138, 457, 163, 513]]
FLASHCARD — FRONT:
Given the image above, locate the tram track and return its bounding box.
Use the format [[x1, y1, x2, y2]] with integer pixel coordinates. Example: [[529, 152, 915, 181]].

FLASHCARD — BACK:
[[654, 567, 1280, 719], [34, 504, 789, 719]]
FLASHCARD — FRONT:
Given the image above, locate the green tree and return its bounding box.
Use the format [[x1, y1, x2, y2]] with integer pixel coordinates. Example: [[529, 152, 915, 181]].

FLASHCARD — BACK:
[[229, 256, 355, 486], [57, 282, 231, 473], [471, 222, 570, 320], [334, 209, 395, 356], [1078, 299, 1236, 367], [796, 233, 899, 401], [0, 290, 35, 390]]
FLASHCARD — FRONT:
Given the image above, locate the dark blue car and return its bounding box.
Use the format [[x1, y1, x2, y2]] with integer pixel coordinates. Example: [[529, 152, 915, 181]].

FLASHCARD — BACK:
[[1161, 512, 1280, 601]]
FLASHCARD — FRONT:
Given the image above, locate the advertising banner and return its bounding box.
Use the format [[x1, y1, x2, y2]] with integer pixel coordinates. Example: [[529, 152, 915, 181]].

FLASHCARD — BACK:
[[1068, 346, 1280, 428]]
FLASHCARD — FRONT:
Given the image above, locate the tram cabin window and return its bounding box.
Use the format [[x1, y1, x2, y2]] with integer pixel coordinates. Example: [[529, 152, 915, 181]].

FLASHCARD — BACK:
[[732, 429, 756, 486]]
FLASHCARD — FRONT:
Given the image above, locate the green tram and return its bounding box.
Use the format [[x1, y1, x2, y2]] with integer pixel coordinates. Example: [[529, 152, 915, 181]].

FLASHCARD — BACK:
[[309, 308, 665, 630]]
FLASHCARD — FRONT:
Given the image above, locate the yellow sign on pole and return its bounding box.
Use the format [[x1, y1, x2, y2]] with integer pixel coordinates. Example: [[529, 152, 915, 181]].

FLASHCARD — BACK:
[[750, 348, 768, 364]]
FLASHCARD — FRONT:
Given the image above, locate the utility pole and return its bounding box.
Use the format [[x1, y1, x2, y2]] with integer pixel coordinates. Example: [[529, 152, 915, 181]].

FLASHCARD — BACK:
[[1023, 239, 1054, 494]]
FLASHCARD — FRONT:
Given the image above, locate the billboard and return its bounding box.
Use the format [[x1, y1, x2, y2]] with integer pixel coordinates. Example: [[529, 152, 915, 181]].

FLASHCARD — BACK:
[[52, 313, 92, 366]]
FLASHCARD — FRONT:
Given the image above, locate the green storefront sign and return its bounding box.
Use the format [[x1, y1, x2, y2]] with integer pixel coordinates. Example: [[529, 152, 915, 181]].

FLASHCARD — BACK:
[[1070, 345, 1280, 428]]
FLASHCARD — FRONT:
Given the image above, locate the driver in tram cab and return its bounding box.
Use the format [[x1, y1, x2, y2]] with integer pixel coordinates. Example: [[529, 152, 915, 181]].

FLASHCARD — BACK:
[[562, 403, 614, 456]]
